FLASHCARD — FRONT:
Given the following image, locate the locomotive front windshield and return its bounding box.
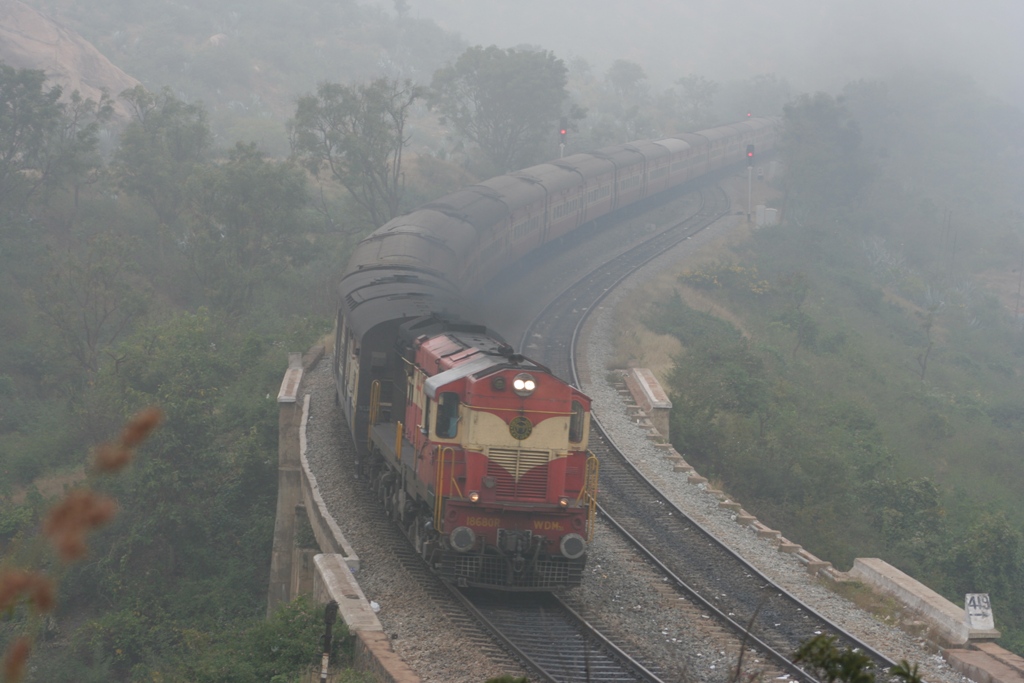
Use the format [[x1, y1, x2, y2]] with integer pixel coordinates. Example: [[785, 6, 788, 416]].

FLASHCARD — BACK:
[[436, 392, 459, 438]]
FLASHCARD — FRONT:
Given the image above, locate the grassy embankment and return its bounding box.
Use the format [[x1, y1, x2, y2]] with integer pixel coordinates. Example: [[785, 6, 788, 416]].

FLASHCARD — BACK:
[[606, 177, 1024, 652]]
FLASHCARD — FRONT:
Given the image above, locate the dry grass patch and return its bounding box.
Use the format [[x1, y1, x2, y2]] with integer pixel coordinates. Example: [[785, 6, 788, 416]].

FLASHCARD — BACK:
[[676, 285, 753, 339], [605, 200, 765, 380], [11, 468, 86, 506], [827, 578, 938, 643], [607, 275, 683, 375]]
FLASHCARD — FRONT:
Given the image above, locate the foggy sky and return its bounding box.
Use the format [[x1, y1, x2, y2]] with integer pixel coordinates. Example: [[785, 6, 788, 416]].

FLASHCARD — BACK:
[[381, 0, 1024, 107]]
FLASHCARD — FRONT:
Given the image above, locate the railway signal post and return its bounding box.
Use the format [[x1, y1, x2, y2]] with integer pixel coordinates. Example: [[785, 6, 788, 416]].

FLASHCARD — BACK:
[[746, 144, 755, 221]]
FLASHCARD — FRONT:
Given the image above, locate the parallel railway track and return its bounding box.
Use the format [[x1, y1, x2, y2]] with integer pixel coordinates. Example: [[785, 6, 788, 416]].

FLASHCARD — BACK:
[[519, 184, 903, 680]]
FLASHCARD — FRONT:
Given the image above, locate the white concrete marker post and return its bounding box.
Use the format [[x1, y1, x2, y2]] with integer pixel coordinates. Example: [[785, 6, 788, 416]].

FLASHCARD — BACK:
[[965, 593, 995, 631]]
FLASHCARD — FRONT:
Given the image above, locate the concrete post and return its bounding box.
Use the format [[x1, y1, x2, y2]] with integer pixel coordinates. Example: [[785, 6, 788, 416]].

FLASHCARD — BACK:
[[267, 353, 304, 616]]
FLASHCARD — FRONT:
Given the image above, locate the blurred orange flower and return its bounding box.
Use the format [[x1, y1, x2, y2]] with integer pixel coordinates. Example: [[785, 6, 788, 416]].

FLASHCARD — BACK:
[[42, 490, 117, 562], [3, 637, 31, 682], [120, 407, 164, 448], [0, 570, 55, 615]]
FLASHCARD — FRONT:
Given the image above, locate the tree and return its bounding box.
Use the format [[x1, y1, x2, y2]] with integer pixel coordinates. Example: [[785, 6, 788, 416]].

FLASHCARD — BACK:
[[183, 142, 308, 312], [674, 74, 720, 129], [429, 45, 582, 173], [780, 92, 871, 223], [605, 59, 647, 101], [290, 77, 421, 229], [0, 62, 64, 209], [113, 86, 211, 228], [42, 89, 115, 221], [59, 310, 281, 678], [34, 233, 151, 376], [944, 513, 1023, 608], [863, 478, 944, 562]]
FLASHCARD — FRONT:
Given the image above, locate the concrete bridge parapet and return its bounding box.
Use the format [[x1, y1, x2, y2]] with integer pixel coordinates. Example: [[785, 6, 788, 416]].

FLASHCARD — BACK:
[[267, 352, 305, 615], [623, 368, 672, 441], [849, 558, 1001, 646]]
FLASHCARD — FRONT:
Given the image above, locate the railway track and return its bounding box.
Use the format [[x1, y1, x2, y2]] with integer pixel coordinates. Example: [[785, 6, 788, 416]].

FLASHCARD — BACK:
[[518, 184, 903, 680], [456, 590, 666, 683], [362, 487, 674, 682]]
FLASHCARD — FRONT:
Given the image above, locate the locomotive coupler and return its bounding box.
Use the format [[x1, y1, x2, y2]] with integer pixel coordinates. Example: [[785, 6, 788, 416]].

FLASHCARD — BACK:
[[497, 528, 533, 555]]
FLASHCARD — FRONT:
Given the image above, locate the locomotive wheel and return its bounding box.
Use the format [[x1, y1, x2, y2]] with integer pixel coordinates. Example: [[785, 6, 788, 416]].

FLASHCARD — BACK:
[[387, 489, 402, 522]]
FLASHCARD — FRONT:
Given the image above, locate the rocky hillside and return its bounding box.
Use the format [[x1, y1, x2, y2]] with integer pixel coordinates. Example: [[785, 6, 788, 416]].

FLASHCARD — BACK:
[[0, 0, 139, 118]]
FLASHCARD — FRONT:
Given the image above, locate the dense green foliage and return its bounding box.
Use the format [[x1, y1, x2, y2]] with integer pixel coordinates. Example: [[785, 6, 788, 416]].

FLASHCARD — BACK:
[[290, 78, 423, 229], [795, 635, 922, 683], [19, 596, 368, 682], [647, 78, 1024, 652], [0, 62, 362, 680]]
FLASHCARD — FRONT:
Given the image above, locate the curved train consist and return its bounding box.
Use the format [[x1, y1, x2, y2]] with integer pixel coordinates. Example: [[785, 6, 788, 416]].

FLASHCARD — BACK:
[[333, 117, 779, 589]]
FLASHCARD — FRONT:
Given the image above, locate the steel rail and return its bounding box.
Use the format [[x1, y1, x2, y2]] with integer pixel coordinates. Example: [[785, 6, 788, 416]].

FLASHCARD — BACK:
[[447, 588, 667, 683]]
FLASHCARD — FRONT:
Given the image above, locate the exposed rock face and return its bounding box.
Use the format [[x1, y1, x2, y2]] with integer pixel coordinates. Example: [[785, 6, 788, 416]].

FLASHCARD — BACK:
[[0, 0, 140, 118]]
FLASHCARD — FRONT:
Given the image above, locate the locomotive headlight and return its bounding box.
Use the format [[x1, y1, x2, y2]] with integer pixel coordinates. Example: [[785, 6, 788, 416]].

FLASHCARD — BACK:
[[560, 533, 586, 560], [450, 526, 475, 553], [468, 491, 480, 503], [558, 497, 569, 508], [512, 373, 537, 396]]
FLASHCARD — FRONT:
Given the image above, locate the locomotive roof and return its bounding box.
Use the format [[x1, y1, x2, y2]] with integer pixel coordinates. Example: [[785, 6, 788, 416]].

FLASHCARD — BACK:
[[339, 266, 464, 338], [401, 316, 551, 399], [423, 349, 550, 399]]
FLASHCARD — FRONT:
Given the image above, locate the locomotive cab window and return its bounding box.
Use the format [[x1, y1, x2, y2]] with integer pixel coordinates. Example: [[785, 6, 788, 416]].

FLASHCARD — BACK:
[[435, 392, 460, 438], [569, 400, 585, 443]]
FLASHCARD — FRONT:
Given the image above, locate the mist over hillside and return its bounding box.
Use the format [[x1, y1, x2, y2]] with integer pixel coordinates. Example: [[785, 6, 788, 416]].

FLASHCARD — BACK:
[[373, 0, 1024, 107], [3, 0, 1024, 676]]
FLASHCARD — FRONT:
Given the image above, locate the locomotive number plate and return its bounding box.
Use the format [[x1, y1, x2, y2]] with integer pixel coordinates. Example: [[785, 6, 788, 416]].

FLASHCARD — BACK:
[[509, 416, 533, 440]]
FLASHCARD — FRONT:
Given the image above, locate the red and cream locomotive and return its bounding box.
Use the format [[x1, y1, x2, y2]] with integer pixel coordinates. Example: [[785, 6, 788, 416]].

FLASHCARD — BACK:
[[354, 315, 597, 589]]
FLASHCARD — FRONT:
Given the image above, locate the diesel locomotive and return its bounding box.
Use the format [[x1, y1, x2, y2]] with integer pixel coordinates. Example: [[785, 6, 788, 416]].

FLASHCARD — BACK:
[[333, 117, 778, 589]]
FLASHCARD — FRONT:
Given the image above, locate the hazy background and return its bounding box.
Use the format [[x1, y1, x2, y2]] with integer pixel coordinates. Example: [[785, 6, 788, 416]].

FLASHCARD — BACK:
[[376, 0, 1024, 107], [4, 0, 1024, 677]]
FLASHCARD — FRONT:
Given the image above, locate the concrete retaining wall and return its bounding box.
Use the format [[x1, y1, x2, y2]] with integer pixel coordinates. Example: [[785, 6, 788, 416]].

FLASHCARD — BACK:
[[623, 368, 672, 441], [299, 394, 359, 569], [271, 346, 422, 683], [313, 555, 421, 683], [267, 353, 306, 615], [849, 558, 1000, 646], [944, 644, 1024, 683]]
